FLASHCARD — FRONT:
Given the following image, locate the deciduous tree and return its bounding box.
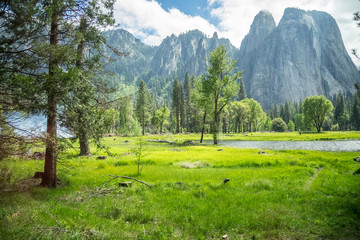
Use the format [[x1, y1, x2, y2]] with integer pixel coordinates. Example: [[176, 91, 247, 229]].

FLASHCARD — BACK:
[[200, 45, 241, 144], [303, 95, 333, 133]]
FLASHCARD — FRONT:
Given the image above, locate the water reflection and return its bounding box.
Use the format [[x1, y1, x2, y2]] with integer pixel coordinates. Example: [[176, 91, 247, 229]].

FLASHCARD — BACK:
[[203, 140, 360, 152]]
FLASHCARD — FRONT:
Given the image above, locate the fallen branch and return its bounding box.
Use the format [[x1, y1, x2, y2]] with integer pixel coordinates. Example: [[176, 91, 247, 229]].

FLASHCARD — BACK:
[[97, 175, 153, 190]]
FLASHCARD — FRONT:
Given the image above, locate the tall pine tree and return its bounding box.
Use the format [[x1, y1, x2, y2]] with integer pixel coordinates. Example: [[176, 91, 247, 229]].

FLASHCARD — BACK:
[[172, 77, 182, 133], [136, 80, 151, 135]]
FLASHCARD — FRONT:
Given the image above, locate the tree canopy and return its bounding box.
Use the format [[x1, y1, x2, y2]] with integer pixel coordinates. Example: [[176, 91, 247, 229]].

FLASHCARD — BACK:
[[303, 95, 334, 133]]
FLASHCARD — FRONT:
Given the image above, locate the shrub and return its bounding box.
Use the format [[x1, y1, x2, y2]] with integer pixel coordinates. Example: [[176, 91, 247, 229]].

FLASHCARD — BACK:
[[270, 117, 287, 132], [288, 120, 295, 132]]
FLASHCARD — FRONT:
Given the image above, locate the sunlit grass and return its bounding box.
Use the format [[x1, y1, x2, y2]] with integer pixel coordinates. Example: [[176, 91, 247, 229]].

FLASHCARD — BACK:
[[1, 134, 360, 239]]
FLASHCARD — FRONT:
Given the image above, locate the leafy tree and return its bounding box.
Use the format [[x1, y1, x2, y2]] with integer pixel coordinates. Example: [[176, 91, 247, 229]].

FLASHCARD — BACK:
[[231, 101, 250, 133], [263, 116, 272, 131], [192, 76, 213, 143], [294, 113, 304, 131], [116, 94, 141, 136], [288, 120, 295, 132], [303, 95, 334, 132], [271, 118, 287, 132], [152, 106, 170, 134], [136, 80, 151, 135], [241, 98, 264, 132], [199, 45, 241, 144]]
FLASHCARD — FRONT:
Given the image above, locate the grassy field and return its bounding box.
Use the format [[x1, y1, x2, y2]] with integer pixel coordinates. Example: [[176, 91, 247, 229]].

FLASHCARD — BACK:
[[1, 133, 360, 239], [123, 131, 360, 142]]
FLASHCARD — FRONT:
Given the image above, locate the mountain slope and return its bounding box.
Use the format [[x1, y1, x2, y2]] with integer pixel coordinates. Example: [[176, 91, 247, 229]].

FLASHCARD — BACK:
[[238, 8, 360, 109], [103, 9, 360, 108]]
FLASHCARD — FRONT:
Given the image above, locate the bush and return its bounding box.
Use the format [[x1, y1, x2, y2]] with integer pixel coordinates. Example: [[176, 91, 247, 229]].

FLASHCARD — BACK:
[[270, 118, 288, 132], [288, 120, 295, 132]]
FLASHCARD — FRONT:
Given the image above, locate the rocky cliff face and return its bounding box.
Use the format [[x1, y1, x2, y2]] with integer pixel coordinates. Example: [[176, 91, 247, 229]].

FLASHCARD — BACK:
[[151, 30, 237, 79], [104, 8, 360, 108], [238, 8, 360, 109]]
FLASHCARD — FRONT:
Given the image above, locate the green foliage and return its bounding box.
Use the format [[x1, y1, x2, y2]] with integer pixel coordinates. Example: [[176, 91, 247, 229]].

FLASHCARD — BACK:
[[199, 45, 241, 143], [238, 79, 247, 100], [130, 137, 147, 174], [240, 98, 265, 132], [116, 95, 141, 136], [303, 95, 334, 133], [152, 107, 170, 134], [1, 135, 360, 239], [352, 92, 360, 130], [294, 113, 304, 131], [288, 120, 295, 132], [172, 77, 182, 133], [271, 117, 288, 132], [136, 80, 152, 135]]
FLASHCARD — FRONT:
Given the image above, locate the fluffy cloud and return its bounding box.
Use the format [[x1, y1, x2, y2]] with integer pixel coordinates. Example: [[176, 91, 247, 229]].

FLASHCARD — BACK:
[[114, 0, 218, 45]]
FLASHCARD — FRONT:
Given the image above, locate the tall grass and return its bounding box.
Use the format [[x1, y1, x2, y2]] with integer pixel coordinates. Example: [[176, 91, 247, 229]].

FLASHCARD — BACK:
[[0, 135, 359, 239]]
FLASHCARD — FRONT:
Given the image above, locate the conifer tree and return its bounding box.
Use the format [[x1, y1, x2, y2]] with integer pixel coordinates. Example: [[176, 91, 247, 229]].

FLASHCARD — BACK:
[[1, 0, 116, 187], [239, 79, 247, 100], [352, 86, 360, 130], [184, 73, 191, 131], [136, 80, 151, 135], [172, 77, 181, 133]]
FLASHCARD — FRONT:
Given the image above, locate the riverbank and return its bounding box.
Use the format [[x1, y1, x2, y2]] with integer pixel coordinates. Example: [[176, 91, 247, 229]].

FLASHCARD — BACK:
[[118, 131, 360, 142], [1, 135, 360, 239]]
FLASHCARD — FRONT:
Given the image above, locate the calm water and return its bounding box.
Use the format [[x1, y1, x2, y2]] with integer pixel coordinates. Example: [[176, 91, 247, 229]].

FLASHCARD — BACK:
[[203, 140, 360, 152]]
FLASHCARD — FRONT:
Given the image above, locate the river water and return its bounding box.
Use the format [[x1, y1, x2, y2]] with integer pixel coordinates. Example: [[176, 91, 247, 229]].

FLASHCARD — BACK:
[[203, 140, 360, 152]]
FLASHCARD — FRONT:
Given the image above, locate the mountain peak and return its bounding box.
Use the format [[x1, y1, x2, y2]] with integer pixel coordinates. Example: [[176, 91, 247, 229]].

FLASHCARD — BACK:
[[239, 10, 276, 56], [212, 32, 218, 39]]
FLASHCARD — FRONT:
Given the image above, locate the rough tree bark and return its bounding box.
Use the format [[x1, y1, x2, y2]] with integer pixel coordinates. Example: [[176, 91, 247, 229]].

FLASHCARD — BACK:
[[41, 8, 59, 187], [200, 111, 207, 143]]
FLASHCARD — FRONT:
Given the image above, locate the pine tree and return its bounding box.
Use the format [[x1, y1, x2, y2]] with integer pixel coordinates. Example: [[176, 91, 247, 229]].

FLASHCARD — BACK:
[[172, 77, 181, 133], [284, 100, 291, 123], [136, 80, 151, 135], [1, 0, 119, 187], [334, 91, 346, 130], [239, 79, 247, 100], [352, 94, 360, 130], [180, 82, 185, 132], [184, 73, 191, 131]]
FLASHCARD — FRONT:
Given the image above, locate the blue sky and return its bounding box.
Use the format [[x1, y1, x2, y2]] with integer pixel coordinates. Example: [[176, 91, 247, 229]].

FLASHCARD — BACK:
[[113, 0, 360, 65]]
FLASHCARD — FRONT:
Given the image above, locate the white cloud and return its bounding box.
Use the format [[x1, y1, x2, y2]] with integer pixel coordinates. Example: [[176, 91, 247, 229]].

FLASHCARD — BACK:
[[114, 0, 218, 46]]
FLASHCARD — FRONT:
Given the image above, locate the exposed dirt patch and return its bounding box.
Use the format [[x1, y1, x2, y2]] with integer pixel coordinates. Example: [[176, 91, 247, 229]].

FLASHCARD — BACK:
[[178, 161, 209, 169]]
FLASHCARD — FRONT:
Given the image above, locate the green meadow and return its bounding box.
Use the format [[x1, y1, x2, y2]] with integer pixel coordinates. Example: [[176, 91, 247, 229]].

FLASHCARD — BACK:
[[1, 132, 360, 239]]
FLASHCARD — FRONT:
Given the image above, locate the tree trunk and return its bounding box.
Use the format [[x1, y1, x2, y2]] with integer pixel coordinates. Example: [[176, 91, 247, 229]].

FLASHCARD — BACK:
[[76, 17, 91, 156], [214, 98, 218, 145], [176, 110, 180, 133], [142, 114, 145, 135], [200, 111, 207, 143], [79, 110, 90, 156], [41, 9, 59, 188]]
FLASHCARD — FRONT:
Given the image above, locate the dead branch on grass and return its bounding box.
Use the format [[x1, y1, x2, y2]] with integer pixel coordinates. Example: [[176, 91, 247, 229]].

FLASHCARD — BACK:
[[97, 175, 153, 190]]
